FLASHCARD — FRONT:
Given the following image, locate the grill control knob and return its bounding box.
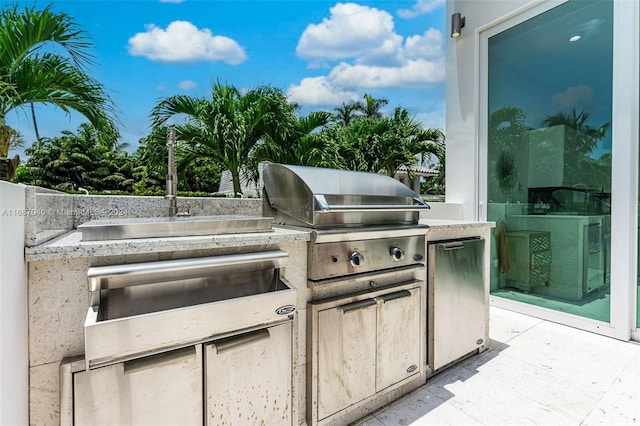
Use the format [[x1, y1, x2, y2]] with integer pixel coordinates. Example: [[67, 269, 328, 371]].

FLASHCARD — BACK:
[[390, 247, 405, 261], [349, 251, 365, 267]]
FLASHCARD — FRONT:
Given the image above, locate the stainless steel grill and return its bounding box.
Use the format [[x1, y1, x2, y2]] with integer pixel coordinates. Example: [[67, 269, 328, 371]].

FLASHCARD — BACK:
[[262, 163, 429, 426], [263, 163, 429, 229]]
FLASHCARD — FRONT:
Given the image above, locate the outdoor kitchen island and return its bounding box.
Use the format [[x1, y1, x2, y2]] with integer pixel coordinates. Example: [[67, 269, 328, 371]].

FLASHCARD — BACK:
[[21, 191, 492, 426], [24, 222, 312, 426]]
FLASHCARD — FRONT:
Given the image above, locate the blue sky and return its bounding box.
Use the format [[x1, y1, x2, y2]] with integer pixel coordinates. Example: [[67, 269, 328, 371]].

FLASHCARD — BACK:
[[6, 0, 446, 155]]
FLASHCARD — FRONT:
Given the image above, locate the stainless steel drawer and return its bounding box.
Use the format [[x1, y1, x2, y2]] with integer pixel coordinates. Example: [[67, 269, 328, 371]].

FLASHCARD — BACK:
[[84, 250, 297, 369]]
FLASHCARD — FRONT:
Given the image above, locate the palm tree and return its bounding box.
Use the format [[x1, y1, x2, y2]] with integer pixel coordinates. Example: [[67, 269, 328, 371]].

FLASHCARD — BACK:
[[150, 81, 296, 197], [0, 3, 119, 174], [326, 105, 441, 176], [0, 124, 22, 180], [355, 93, 389, 119], [0, 124, 22, 159], [16, 123, 129, 191], [542, 109, 610, 189], [378, 107, 444, 177], [542, 109, 609, 155], [332, 102, 360, 126], [253, 110, 332, 168]]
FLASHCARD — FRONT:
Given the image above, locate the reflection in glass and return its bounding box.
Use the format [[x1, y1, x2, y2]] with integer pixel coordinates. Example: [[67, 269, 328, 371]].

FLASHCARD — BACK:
[[487, 0, 612, 322]]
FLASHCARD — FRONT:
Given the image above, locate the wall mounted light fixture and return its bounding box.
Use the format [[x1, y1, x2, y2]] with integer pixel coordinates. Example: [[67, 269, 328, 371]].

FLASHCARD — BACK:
[[451, 13, 465, 38]]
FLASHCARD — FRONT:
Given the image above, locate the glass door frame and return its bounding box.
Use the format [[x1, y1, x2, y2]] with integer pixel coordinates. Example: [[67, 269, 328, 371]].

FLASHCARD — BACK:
[[477, 0, 639, 340]]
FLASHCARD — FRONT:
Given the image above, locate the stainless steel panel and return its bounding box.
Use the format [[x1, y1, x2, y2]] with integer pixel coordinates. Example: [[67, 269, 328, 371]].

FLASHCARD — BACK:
[[73, 346, 203, 426], [205, 321, 293, 425], [79, 215, 273, 241], [308, 235, 425, 281], [310, 225, 427, 244], [84, 275, 297, 369], [87, 250, 289, 291], [428, 238, 486, 371], [97, 268, 283, 320], [264, 164, 421, 199], [376, 288, 421, 390], [262, 163, 428, 228], [317, 298, 377, 420], [309, 265, 425, 298]]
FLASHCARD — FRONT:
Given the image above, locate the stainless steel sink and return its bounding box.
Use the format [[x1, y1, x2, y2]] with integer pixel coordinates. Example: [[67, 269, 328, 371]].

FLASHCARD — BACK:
[[78, 215, 273, 241]]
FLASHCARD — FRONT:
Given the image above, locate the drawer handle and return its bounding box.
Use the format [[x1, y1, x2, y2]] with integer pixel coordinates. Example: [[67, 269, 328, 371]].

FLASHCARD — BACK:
[[339, 299, 377, 313], [124, 346, 197, 374], [379, 290, 412, 303], [212, 329, 270, 354]]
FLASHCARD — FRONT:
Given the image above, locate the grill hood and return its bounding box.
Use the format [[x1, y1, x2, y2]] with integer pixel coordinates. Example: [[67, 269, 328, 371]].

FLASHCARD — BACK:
[[262, 163, 429, 229]]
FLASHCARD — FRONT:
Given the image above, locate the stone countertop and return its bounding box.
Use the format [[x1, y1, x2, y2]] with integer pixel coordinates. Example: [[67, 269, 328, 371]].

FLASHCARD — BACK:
[[25, 227, 311, 262], [25, 220, 493, 262], [421, 219, 495, 230]]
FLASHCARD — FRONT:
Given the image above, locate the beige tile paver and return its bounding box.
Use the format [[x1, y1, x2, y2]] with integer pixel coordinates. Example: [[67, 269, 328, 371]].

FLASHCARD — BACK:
[[356, 307, 640, 426]]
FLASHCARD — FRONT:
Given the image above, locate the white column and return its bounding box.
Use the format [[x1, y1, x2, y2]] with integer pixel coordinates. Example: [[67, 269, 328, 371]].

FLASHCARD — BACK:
[[0, 182, 28, 425]]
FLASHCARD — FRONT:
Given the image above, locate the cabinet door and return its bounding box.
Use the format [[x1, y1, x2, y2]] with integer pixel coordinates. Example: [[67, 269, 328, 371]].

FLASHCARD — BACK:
[[205, 322, 292, 426], [376, 287, 421, 390], [73, 346, 203, 426], [317, 299, 377, 420]]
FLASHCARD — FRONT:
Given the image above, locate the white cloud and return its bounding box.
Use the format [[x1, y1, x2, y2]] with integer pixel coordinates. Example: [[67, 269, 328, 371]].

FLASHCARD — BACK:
[[286, 77, 359, 106], [552, 85, 595, 108], [178, 80, 197, 90], [296, 3, 402, 66], [404, 28, 443, 60], [329, 59, 445, 89], [397, 0, 445, 19], [159, 0, 185, 3], [128, 21, 246, 64], [291, 3, 445, 103]]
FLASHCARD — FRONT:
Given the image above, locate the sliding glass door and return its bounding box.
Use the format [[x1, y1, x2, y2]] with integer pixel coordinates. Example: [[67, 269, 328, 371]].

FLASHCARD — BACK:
[[485, 0, 613, 323]]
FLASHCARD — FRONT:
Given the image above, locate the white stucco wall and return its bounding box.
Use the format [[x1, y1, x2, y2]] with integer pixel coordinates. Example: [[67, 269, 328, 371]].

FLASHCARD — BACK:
[[445, 0, 536, 220], [0, 182, 28, 425]]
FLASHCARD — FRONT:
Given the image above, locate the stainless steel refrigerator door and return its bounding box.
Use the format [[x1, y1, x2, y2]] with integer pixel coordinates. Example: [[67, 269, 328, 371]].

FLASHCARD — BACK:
[[428, 238, 486, 371]]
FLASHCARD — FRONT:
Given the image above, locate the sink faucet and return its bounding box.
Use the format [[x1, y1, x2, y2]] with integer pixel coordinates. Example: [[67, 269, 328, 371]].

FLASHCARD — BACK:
[[165, 127, 178, 217]]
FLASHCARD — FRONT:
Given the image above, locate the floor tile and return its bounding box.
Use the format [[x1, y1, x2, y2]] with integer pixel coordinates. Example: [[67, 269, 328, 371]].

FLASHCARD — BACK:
[[495, 320, 637, 389], [360, 307, 640, 426], [354, 414, 385, 426], [488, 307, 543, 344], [371, 387, 481, 426], [460, 350, 602, 421], [424, 364, 577, 425], [581, 370, 640, 426], [622, 351, 640, 376]]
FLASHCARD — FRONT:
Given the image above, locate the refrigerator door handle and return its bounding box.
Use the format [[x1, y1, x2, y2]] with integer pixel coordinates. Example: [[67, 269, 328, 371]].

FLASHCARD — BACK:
[[437, 242, 465, 251]]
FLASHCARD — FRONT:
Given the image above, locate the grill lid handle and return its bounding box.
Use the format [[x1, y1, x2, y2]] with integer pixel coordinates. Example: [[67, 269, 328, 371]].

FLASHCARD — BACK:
[[314, 195, 430, 213]]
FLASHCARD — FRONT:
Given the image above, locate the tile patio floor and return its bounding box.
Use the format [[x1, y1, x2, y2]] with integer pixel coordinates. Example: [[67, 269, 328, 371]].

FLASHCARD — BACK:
[[355, 307, 640, 426]]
